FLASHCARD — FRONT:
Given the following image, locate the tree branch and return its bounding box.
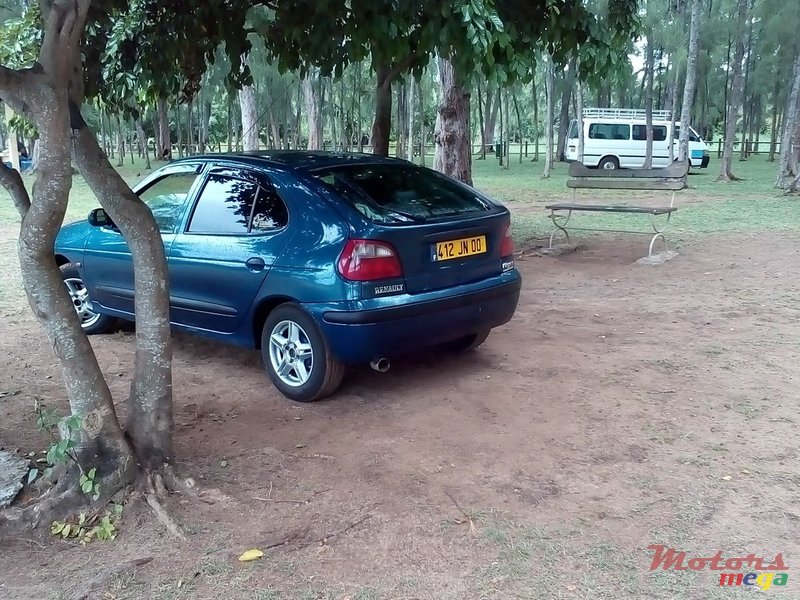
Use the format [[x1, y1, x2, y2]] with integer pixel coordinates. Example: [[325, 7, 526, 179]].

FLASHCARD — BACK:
[[385, 53, 421, 87], [0, 161, 31, 219]]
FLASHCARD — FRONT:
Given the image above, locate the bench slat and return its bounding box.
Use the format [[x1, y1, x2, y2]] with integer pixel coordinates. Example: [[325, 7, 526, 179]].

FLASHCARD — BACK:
[[566, 179, 685, 190], [568, 160, 689, 179], [545, 203, 677, 215]]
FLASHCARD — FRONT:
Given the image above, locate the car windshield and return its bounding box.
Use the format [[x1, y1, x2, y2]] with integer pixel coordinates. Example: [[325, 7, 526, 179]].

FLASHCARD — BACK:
[[311, 164, 492, 224]]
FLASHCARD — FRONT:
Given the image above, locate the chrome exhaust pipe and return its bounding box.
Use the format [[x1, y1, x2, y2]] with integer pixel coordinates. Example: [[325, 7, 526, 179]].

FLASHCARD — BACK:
[[370, 358, 391, 372]]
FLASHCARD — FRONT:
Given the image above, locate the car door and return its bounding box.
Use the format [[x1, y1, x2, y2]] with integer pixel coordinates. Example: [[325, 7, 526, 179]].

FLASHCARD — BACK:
[[167, 166, 291, 333], [81, 164, 203, 316]]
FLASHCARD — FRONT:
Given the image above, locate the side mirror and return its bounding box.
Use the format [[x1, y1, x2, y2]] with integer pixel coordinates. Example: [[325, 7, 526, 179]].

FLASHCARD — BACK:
[[87, 208, 115, 228]]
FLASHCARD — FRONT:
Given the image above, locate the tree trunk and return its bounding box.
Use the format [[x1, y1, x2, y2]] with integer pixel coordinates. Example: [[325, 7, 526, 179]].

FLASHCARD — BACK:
[[718, 0, 748, 181], [679, 0, 702, 164], [395, 80, 407, 158], [156, 99, 171, 160], [644, 40, 655, 169], [532, 74, 540, 162], [174, 104, 183, 158], [407, 77, 415, 161], [116, 115, 124, 168], [777, 44, 800, 189], [135, 116, 151, 171], [513, 92, 523, 164], [239, 84, 258, 152], [71, 112, 174, 469], [433, 57, 472, 185], [226, 92, 233, 152], [476, 78, 486, 159], [738, 10, 755, 162], [186, 97, 194, 155], [576, 79, 584, 164], [556, 61, 576, 161], [483, 86, 499, 154], [302, 71, 322, 150], [371, 65, 393, 156], [543, 54, 555, 179]]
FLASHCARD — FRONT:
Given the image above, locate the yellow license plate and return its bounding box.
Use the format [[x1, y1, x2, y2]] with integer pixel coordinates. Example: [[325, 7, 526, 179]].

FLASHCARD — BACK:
[[432, 235, 487, 262]]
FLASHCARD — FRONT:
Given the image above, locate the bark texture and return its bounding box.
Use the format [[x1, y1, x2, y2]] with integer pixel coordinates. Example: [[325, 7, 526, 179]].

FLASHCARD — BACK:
[[239, 84, 258, 152], [371, 65, 392, 156], [156, 99, 171, 159], [432, 57, 472, 185], [643, 40, 655, 169], [303, 71, 322, 150]]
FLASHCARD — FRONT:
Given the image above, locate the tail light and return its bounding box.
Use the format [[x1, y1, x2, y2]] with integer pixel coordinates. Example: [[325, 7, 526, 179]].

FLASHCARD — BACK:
[[500, 222, 514, 257], [338, 239, 403, 281]]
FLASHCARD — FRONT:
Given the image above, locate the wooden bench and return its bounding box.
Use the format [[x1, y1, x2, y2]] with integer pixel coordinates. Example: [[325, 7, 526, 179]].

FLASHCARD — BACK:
[[545, 161, 688, 256]]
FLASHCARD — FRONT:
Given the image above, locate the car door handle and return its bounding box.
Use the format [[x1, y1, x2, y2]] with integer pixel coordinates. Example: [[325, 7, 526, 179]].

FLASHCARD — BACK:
[[245, 257, 266, 272]]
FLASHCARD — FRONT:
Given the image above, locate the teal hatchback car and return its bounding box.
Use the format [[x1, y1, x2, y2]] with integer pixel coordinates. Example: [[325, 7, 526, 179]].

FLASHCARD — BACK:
[[55, 152, 521, 401]]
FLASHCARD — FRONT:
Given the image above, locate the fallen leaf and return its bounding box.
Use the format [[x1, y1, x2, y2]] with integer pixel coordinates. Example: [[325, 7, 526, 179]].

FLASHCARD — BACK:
[[741, 468, 751, 475], [238, 549, 264, 562], [295, 444, 306, 449], [220, 460, 228, 468], [721, 475, 733, 481]]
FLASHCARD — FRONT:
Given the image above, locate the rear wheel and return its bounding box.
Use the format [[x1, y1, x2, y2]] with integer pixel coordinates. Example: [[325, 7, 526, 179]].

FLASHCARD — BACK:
[[598, 156, 620, 170], [261, 303, 344, 402], [440, 329, 491, 353], [60, 263, 116, 334]]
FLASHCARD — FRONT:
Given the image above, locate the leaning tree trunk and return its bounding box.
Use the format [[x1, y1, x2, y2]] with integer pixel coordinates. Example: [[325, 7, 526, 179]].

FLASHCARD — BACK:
[[70, 114, 175, 468], [542, 54, 555, 179], [433, 57, 472, 185], [777, 44, 800, 189], [396, 80, 408, 158], [0, 0, 137, 528], [239, 84, 258, 152], [156, 98, 171, 160], [679, 0, 702, 164], [718, 0, 748, 181], [371, 65, 393, 156]]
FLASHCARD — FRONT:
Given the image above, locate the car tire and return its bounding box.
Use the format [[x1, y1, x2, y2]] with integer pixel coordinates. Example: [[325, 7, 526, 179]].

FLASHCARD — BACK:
[[440, 329, 491, 353], [598, 156, 620, 170], [60, 263, 116, 335], [261, 303, 344, 402]]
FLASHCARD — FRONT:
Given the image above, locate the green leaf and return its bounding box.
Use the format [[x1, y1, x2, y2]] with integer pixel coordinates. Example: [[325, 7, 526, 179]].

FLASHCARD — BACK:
[[82, 480, 94, 494], [26, 469, 38, 485], [87, 468, 97, 480]]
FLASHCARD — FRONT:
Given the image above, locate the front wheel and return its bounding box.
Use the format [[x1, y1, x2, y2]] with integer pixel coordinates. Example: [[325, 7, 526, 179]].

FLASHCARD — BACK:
[[261, 303, 344, 402], [60, 263, 116, 334], [598, 156, 620, 170]]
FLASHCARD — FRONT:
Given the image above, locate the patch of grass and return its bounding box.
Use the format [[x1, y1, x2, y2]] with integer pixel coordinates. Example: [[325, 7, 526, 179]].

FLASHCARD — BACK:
[[252, 588, 282, 600], [703, 345, 728, 357]]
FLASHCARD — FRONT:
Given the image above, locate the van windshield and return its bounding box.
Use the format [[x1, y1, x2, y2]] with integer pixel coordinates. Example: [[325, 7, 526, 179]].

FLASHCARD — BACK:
[[567, 120, 579, 139]]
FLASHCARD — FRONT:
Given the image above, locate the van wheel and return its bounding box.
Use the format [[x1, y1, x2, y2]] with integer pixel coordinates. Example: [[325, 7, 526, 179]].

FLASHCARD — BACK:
[[598, 156, 620, 170]]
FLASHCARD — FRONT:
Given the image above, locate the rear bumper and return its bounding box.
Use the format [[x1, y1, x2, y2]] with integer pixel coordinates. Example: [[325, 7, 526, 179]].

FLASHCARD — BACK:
[[308, 271, 522, 363], [701, 154, 710, 168]]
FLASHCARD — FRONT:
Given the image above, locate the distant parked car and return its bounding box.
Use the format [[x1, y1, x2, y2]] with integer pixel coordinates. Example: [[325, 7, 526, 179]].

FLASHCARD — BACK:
[[54, 152, 521, 401]]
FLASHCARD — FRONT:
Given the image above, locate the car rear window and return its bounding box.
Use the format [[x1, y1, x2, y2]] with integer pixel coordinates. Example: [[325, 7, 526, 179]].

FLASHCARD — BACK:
[[311, 164, 492, 224]]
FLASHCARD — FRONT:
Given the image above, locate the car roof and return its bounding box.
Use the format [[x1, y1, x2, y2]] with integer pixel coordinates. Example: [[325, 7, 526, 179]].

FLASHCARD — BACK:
[[171, 150, 412, 173]]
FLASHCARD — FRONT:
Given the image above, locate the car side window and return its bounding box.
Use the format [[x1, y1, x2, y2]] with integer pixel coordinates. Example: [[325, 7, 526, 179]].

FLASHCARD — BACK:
[[250, 184, 289, 231], [188, 174, 260, 234], [138, 171, 200, 233], [589, 123, 630, 140]]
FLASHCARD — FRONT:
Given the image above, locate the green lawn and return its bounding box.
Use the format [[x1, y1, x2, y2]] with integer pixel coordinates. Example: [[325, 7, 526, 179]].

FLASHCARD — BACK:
[[1, 153, 795, 244]]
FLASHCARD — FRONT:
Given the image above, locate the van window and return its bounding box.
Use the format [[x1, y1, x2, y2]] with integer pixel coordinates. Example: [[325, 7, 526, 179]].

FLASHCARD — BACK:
[[588, 123, 630, 141], [673, 126, 701, 142], [567, 120, 579, 139], [632, 125, 667, 142]]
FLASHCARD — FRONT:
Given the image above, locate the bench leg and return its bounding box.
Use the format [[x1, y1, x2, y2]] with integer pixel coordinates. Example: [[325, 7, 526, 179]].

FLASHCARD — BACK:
[[648, 233, 668, 256], [647, 212, 672, 256], [548, 211, 572, 248]]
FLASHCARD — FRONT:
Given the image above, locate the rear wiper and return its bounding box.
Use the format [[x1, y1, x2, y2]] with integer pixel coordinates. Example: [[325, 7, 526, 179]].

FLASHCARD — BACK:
[[385, 207, 427, 223]]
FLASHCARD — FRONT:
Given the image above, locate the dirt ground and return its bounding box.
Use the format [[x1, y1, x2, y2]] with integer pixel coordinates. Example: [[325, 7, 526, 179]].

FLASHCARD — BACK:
[[0, 221, 799, 600]]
